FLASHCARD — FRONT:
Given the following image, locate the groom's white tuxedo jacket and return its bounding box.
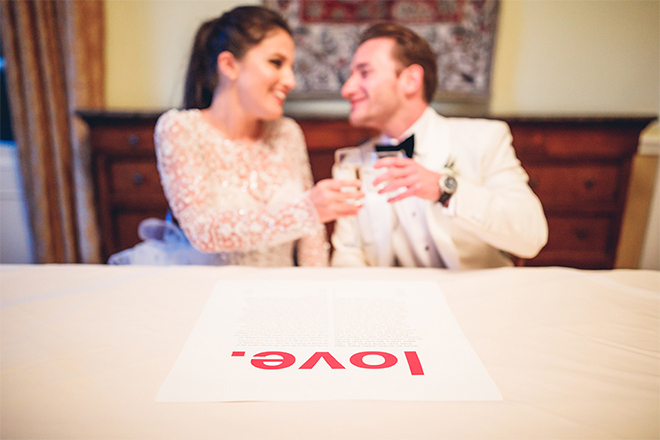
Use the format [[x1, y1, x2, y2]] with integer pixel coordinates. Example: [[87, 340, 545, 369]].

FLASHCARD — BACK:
[[331, 107, 548, 269]]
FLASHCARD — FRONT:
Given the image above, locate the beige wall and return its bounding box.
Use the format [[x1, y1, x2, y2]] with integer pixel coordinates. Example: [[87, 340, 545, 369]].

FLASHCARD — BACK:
[[105, 0, 660, 115], [491, 0, 659, 115], [105, 0, 258, 110]]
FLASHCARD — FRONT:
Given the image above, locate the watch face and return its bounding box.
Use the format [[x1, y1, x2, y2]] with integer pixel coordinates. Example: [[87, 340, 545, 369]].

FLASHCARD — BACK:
[[444, 176, 457, 192]]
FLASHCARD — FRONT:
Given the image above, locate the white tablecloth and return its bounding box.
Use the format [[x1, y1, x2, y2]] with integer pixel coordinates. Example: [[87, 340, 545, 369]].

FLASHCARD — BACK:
[[1, 265, 658, 439]]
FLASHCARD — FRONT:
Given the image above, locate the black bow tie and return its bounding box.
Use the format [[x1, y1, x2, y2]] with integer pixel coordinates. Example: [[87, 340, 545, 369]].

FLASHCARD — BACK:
[[375, 134, 415, 158]]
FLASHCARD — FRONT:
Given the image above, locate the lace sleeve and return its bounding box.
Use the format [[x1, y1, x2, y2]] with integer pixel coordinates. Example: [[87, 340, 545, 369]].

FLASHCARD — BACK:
[[154, 111, 321, 253], [286, 121, 329, 266]]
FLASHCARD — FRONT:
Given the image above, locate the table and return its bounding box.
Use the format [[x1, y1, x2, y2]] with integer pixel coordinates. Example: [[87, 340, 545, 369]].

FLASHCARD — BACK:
[[1, 265, 658, 439]]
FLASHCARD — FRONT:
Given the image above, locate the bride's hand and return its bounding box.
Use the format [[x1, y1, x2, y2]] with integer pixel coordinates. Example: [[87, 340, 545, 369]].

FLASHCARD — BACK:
[[309, 179, 364, 223]]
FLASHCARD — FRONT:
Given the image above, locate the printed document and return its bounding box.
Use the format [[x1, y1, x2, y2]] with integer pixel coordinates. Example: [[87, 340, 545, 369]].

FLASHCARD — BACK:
[[156, 280, 502, 402]]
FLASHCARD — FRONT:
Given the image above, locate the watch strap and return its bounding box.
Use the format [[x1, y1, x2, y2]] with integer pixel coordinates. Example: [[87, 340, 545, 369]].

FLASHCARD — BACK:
[[437, 174, 457, 207], [438, 191, 452, 207]]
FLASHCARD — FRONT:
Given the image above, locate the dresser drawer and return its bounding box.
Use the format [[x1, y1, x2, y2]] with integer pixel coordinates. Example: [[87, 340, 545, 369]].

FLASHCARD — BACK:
[[89, 124, 157, 155], [525, 164, 620, 209], [543, 216, 612, 252], [509, 121, 640, 160], [110, 160, 163, 193], [526, 215, 615, 269], [107, 160, 168, 210]]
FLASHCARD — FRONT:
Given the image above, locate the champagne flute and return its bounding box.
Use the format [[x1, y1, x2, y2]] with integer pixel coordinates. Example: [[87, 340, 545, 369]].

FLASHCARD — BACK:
[[332, 147, 364, 205], [331, 148, 364, 245], [332, 147, 362, 181], [360, 150, 404, 194]]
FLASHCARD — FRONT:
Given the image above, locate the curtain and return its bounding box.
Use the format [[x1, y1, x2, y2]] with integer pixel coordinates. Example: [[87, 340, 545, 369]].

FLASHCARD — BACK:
[[0, 0, 104, 263]]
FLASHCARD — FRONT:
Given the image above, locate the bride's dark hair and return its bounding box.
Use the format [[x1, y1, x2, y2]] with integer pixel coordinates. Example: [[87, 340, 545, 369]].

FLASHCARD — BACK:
[[183, 6, 292, 110]]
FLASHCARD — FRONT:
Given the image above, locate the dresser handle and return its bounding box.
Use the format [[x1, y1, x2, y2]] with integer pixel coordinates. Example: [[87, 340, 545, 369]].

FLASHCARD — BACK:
[[132, 173, 145, 186], [576, 228, 588, 240], [583, 178, 595, 190], [127, 134, 139, 147]]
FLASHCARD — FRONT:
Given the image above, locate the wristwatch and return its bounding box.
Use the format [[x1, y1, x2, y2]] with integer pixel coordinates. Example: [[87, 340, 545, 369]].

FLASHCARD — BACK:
[[438, 175, 457, 207]]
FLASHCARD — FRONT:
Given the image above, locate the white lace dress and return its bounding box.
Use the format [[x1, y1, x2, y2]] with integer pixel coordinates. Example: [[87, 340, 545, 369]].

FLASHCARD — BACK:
[[108, 109, 329, 266]]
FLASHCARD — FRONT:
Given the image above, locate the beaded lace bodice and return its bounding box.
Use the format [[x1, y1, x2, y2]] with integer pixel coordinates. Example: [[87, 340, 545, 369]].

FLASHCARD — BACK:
[[154, 109, 328, 266]]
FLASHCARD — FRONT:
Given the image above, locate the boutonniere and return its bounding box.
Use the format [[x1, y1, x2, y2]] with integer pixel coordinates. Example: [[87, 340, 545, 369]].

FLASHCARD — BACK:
[[444, 157, 458, 176]]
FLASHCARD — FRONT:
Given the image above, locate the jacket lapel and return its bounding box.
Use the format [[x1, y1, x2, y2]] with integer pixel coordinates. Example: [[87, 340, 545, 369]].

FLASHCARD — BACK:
[[413, 111, 461, 268]]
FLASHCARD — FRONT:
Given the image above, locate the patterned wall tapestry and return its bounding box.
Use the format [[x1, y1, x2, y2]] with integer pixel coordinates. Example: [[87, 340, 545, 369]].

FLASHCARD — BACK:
[[264, 0, 499, 101]]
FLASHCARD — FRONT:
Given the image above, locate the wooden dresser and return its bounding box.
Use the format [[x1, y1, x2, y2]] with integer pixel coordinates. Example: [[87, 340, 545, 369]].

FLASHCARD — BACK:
[[78, 111, 167, 261], [77, 110, 654, 269]]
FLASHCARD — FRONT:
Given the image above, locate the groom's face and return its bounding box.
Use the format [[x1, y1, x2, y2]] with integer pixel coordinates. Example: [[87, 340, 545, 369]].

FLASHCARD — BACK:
[[341, 37, 404, 131]]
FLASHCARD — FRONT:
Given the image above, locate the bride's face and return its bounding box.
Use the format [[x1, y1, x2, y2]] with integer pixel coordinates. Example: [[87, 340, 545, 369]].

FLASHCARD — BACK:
[[234, 28, 296, 120]]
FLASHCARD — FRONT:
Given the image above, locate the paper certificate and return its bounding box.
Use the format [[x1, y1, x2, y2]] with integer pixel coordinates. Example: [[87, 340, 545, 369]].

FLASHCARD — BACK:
[[156, 280, 502, 402]]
